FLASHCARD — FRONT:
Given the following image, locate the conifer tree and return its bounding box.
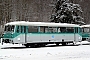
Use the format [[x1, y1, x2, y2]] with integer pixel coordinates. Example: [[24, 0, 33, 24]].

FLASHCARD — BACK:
[[51, 0, 85, 24]]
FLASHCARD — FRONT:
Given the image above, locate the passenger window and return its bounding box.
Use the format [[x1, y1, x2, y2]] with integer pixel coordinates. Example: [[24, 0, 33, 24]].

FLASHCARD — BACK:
[[40, 26, 45, 33], [60, 27, 66, 33], [83, 28, 90, 33], [66, 27, 74, 33], [28, 26, 38, 33], [53, 28, 57, 33], [45, 27, 49, 33], [57, 27, 74, 33], [44, 27, 57, 33], [57, 28, 61, 33]]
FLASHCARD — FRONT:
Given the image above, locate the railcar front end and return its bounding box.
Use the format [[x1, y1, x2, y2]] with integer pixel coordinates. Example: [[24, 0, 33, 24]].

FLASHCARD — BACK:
[[2, 25, 15, 43]]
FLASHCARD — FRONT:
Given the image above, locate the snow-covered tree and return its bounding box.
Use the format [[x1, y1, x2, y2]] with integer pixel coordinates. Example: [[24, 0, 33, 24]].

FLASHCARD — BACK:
[[51, 0, 85, 25]]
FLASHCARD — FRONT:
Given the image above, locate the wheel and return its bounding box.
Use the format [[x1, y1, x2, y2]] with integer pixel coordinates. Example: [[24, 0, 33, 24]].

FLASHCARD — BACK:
[[24, 44, 29, 48], [56, 43, 59, 46], [35, 44, 45, 47], [40, 44, 46, 47], [73, 42, 77, 45], [62, 42, 66, 46], [30, 44, 38, 47]]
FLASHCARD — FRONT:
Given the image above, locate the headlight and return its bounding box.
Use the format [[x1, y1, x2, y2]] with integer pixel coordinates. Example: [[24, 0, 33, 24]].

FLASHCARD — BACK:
[[17, 38, 20, 41], [79, 37, 82, 39]]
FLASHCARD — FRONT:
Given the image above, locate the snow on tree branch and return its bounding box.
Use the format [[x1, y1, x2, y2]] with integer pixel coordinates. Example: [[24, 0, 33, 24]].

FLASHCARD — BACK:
[[50, 0, 85, 25]]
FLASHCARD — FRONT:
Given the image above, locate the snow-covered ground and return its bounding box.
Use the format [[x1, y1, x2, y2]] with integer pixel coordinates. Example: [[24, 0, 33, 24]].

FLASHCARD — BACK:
[[0, 41, 90, 60]]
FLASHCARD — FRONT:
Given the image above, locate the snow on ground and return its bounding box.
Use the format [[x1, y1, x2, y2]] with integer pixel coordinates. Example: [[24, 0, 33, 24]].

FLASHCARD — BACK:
[[0, 41, 90, 60]]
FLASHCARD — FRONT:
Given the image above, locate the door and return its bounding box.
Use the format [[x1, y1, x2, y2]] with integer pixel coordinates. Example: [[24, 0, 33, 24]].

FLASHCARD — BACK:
[[23, 26, 27, 43], [19, 26, 27, 44], [74, 27, 78, 42]]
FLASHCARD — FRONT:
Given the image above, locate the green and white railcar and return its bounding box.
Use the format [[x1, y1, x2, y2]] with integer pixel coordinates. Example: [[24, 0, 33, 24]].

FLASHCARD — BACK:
[[2, 21, 82, 47], [81, 25, 90, 41]]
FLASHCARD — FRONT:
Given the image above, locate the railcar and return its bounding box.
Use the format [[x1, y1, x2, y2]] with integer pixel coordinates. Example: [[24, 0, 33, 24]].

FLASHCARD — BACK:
[[2, 21, 82, 47], [81, 25, 90, 41]]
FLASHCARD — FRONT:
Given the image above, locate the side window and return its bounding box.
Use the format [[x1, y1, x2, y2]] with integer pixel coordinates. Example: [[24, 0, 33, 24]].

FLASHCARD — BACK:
[[17, 26, 19, 33], [44, 27, 57, 33], [79, 28, 82, 33], [57, 27, 74, 33], [28, 26, 38, 33], [66, 27, 74, 33], [75, 27, 78, 33], [24, 26, 26, 33], [57, 28, 61, 33], [16, 26, 27, 33], [11, 25, 15, 32], [40, 26, 45, 33], [60, 27, 66, 33], [83, 28, 90, 33], [53, 27, 57, 33], [45, 27, 48, 33]]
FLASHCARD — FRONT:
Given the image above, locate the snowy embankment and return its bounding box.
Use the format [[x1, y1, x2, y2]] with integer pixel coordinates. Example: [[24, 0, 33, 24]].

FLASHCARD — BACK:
[[0, 41, 90, 60]]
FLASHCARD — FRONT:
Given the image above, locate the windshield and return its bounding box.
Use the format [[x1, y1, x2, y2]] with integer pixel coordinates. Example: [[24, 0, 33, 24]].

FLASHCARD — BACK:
[[82, 28, 90, 33], [4, 25, 15, 32]]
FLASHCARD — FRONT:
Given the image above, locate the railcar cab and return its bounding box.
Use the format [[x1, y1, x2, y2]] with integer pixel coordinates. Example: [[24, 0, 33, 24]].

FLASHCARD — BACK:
[[2, 24, 28, 43], [3, 25, 15, 43]]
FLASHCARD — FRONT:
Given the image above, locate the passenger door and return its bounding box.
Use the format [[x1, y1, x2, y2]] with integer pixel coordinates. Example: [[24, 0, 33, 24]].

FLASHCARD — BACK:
[[23, 26, 27, 43], [74, 27, 78, 42], [19, 26, 27, 44]]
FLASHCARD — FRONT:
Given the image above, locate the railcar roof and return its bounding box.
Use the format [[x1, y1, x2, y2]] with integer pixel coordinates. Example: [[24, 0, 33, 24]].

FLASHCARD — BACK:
[[81, 24, 90, 27], [5, 21, 80, 27]]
